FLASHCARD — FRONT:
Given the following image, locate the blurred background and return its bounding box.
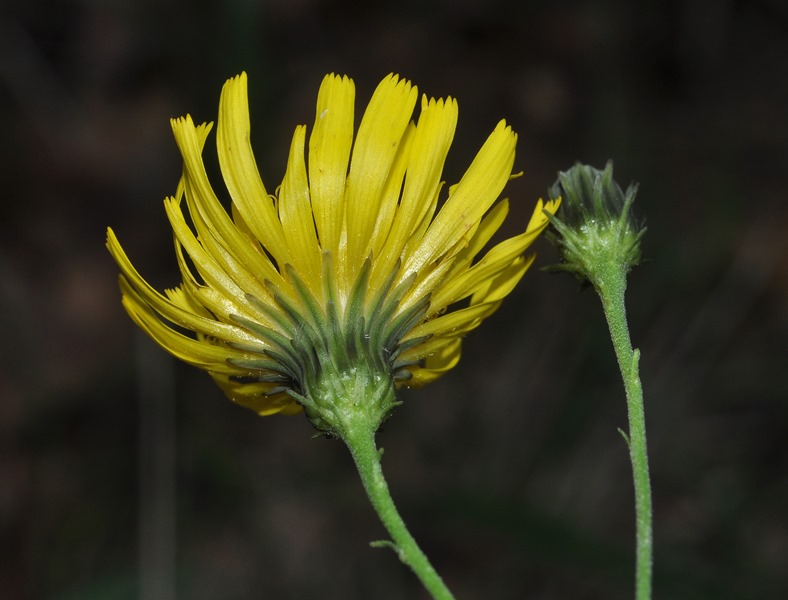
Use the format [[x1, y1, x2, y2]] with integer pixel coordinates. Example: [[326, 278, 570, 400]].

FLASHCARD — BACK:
[[2, 0, 787, 598]]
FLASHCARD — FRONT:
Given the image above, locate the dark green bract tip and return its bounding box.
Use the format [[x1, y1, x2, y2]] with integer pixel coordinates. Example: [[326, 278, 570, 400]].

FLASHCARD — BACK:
[[544, 161, 646, 288]]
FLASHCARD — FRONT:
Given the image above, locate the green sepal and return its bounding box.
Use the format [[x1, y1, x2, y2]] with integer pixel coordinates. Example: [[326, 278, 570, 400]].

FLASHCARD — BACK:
[[344, 257, 373, 352]]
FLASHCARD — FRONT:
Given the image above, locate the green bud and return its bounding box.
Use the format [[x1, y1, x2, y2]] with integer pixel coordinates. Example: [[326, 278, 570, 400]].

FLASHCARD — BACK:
[[545, 161, 645, 288]]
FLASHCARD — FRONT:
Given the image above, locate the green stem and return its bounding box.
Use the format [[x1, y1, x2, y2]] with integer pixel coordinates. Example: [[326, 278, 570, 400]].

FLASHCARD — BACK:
[[341, 415, 455, 600], [595, 265, 653, 600]]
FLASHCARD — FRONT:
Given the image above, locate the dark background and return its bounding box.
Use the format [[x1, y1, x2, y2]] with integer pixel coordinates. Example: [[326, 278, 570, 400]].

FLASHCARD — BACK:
[[2, 0, 787, 598]]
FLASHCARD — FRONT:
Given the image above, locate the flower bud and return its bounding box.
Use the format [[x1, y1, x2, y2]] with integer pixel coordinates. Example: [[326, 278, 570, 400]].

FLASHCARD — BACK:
[[545, 161, 645, 288]]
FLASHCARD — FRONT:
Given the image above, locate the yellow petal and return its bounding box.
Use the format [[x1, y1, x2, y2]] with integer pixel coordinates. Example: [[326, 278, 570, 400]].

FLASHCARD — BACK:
[[169, 189, 275, 304], [405, 120, 516, 274], [108, 229, 255, 344], [171, 115, 284, 290], [431, 227, 540, 311], [367, 121, 416, 271], [404, 338, 462, 387], [216, 73, 290, 264], [470, 254, 536, 306], [211, 373, 301, 416], [164, 285, 213, 319], [118, 274, 247, 348], [399, 180, 442, 269], [528, 197, 561, 232], [120, 293, 254, 372], [377, 95, 457, 277], [279, 124, 321, 291], [344, 74, 417, 274], [430, 196, 552, 310], [308, 73, 355, 257], [442, 199, 509, 282], [397, 251, 454, 313], [163, 196, 273, 323], [405, 299, 499, 343]]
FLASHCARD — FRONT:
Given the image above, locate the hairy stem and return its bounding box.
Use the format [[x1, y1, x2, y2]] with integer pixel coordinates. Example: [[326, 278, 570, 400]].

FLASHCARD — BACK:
[[596, 265, 653, 600], [341, 416, 455, 600]]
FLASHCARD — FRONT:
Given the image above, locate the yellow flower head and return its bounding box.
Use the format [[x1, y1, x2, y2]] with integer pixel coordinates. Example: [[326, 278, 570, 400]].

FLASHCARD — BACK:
[[107, 72, 558, 434]]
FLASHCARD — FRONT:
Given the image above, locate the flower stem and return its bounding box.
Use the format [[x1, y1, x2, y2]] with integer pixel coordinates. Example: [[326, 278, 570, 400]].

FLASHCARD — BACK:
[[341, 416, 455, 600], [595, 263, 653, 600]]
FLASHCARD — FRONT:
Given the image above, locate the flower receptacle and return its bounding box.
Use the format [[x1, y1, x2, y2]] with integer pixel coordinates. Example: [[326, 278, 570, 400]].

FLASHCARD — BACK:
[[300, 360, 400, 439]]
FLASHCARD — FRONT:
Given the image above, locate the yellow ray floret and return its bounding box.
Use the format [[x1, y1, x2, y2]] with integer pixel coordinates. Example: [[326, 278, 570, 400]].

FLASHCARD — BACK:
[[107, 71, 559, 417]]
